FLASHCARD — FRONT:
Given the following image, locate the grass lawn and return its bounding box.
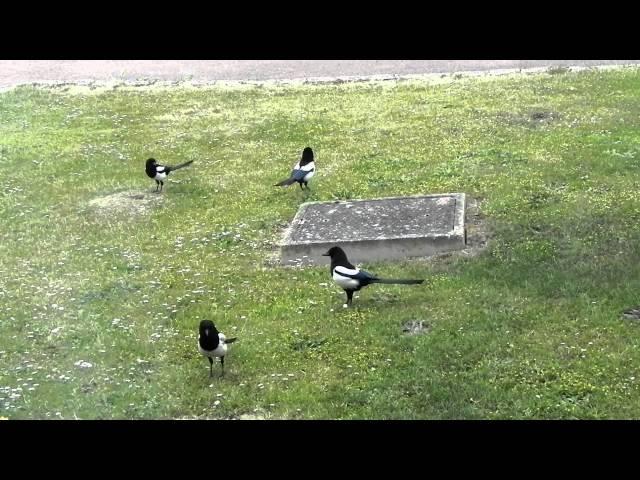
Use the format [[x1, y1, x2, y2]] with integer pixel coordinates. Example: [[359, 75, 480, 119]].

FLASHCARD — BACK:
[[2, 67, 640, 419]]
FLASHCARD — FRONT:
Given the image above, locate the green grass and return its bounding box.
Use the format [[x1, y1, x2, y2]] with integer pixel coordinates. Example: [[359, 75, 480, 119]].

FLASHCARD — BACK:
[[2, 68, 640, 419]]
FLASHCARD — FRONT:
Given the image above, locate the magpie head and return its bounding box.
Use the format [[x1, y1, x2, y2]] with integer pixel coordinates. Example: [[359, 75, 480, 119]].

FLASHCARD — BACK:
[[322, 246, 347, 260], [146, 158, 158, 168], [199, 319, 219, 339], [300, 147, 314, 166]]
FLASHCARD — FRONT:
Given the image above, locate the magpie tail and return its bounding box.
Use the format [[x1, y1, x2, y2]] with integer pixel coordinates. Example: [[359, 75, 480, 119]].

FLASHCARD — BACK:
[[170, 160, 194, 171], [274, 177, 296, 187], [373, 278, 424, 285]]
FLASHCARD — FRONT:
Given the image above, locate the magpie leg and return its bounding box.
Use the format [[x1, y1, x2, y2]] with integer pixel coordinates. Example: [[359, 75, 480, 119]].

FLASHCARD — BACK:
[[346, 289, 354, 307], [208, 357, 213, 378], [160, 181, 164, 192], [155, 180, 160, 192], [299, 182, 304, 190], [220, 356, 225, 378]]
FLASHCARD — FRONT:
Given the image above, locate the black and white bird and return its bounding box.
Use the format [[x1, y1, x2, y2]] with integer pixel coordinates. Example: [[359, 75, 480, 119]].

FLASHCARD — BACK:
[[623, 307, 640, 321], [198, 320, 237, 378], [145, 158, 194, 192], [322, 246, 425, 307], [274, 147, 316, 190]]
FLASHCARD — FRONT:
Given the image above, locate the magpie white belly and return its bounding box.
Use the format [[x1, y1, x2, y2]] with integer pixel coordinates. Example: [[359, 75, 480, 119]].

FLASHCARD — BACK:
[[333, 272, 360, 290], [199, 343, 227, 358]]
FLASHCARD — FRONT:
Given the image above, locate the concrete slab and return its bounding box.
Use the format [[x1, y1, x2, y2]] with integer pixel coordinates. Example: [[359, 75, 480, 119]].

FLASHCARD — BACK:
[[280, 193, 466, 266]]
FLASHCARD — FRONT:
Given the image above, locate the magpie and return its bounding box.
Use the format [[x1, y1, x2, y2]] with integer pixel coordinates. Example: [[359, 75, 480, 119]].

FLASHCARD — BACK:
[[623, 307, 640, 320], [145, 158, 194, 192], [198, 320, 237, 378], [322, 246, 424, 306], [274, 147, 315, 190]]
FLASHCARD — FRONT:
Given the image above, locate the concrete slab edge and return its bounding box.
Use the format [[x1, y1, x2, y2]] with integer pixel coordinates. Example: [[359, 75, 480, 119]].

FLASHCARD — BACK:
[[280, 193, 466, 247], [2, 63, 638, 93]]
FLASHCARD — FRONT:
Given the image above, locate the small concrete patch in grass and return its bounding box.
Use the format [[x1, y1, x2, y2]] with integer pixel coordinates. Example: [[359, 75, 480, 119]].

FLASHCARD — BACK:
[[87, 190, 164, 218], [237, 413, 266, 420], [402, 320, 431, 335], [498, 110, 560, 128], [281, 193, 466, 266]]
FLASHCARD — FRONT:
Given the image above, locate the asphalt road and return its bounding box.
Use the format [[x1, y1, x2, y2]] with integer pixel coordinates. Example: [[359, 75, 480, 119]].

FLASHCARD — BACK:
[[0, 60, 638, 87]]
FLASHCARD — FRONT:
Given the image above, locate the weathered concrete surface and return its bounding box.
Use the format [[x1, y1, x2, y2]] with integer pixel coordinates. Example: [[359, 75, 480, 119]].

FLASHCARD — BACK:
[[281, 193, 466, 265], [1, 61, 639, 88]]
